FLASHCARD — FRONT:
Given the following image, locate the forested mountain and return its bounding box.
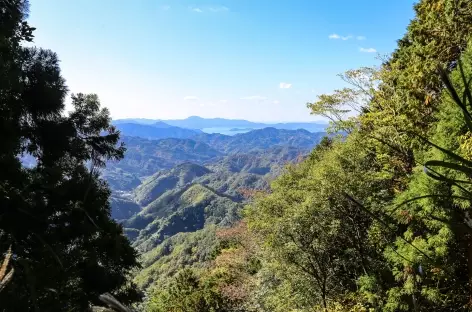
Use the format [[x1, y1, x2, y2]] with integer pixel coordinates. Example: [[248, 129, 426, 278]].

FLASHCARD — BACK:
[[103, 138, 312, 295], [102, 127, 323, 269], [109, 145, 309, 252], [102, 129, 323, 191], [103, 136, 223, 190], [141, 1, 472, 312], [4, 1, 472, 312], [193, 127, 325, 153], [114, 122, 201, 140], [134, 163, 211, 207]]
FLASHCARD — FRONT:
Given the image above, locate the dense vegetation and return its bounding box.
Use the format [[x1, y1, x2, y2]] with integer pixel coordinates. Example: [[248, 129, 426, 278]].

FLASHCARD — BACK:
[[0, 1, 139, 310], [102, 129, 322, 192], [109, 145, 312, 294], [4, 0, 472, 311], [141, 0, 472, 311]]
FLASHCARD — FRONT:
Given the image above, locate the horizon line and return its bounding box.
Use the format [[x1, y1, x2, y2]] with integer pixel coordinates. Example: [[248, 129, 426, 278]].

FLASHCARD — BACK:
[[112, 116, 329, 124]]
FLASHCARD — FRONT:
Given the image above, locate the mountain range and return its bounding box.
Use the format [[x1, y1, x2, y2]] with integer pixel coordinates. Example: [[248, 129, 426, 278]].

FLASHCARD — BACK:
[[103, 127, 325, 191], [97, 121, 327, 289], [113, 122, 201, 140], [113, 116, 327, 133]]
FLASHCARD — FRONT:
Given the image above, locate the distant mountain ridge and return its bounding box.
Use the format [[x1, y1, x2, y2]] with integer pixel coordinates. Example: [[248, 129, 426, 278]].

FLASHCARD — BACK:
[[113, 116, 327, 132], [114, 122, 200, 140], [101, 125, 328, 288], [193, 127, 325, 153], [103, 127, 326, 191], [103, 136, 223, 190]]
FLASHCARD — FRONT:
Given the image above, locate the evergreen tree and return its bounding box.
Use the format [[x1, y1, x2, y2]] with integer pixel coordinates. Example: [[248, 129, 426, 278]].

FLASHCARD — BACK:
[[147, 268, 226, 312], [0, 1, 140, 310]]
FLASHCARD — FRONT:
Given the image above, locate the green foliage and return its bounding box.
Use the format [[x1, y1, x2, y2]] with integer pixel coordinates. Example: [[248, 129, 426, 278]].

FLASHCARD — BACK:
[[132, 183, 241, 253], [7, 0, 470, 310], [245, 134, 390, 310], [105, 136, 222, 185], [380, 46, 472, 311], [0, 1, 139, 310], [134, 226, 220, 290], [239, 1, 472, 311], [307, 67, 379, 133], [135, 163, 210, 206], [105, 1, 472, 311], [146, 268, 226, 312]]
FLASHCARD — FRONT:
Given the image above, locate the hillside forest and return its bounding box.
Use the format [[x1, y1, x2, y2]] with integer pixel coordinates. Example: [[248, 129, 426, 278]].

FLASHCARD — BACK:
[[2, 0, 472, 311]]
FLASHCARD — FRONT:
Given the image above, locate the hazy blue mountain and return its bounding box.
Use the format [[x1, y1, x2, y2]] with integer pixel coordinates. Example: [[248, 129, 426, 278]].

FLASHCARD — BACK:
[[152, 121, 174, 128], [102, 128, 325, 191], [113, 118, 164, 125], [163, 116, 260, 129], [103, 136, 223, 189], [193, 127, 326, 153], [207, 145, 304, 175], [163, 116, 327, 132], [267, 122, 326, 132], [114, 123, 200, 140], [113, 116, 327, 133]]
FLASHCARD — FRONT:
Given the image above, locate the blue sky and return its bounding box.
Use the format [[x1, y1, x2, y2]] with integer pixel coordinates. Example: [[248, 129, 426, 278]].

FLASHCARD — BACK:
[[27, 0, 416, 122]]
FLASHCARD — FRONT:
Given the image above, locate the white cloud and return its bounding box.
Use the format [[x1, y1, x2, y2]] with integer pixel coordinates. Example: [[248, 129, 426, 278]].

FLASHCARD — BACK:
[[279, 82, 292, 89], [356, 36, 366, 40], [184, 96, 198, 101], [189, 6, 229, 13], [219, 99, 228, 104], [329, 34, 352, 40], [273, 100, 280, 104], [241, 96, 267, 101], [359, 47, 377, 53], [209, 6, 229, 12]]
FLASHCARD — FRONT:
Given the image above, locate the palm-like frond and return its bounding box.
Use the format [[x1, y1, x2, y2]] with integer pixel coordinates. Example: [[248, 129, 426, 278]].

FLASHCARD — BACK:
[[0, 246, 14, 292]]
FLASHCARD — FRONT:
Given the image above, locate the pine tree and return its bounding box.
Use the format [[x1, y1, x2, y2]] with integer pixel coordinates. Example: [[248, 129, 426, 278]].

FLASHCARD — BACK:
[[0, 1, 140, 310]]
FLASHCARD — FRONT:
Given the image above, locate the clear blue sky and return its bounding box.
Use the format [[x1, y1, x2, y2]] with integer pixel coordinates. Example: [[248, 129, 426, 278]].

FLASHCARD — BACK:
[[27, 0, 416, 122]]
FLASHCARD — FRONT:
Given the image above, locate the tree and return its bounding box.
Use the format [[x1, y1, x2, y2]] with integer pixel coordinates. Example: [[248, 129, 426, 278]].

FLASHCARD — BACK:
[[378, 47, 472, 311], [245, 136, 391, 311], [307, 67, 379, 133], [0, 1, 140, 310], [147, 268, 226, 312]]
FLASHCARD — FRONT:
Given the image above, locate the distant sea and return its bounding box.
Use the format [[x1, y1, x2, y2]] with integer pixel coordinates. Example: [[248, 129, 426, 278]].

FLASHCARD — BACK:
[[201, 127, 253, 135]]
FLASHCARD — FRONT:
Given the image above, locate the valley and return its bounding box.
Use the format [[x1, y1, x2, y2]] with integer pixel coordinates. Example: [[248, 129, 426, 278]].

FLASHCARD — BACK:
[[103, 122, 327, 289], [5, 1, 470, 310]]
